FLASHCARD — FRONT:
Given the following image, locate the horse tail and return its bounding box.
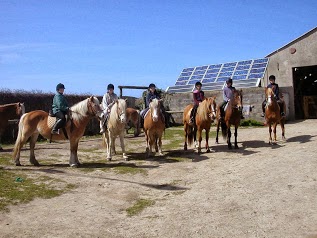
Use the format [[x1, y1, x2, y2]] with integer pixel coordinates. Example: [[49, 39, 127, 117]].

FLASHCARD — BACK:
[[186, 124, 195, 146], [221, 120, 228, 139], [13, 113, 27, 159]]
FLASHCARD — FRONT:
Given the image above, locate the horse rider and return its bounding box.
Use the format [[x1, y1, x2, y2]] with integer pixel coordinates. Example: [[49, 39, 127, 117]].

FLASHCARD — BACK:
[[140, 83, 165, 126], [51, 83, 69, 134], [100, 83, 119, 133], [261, 75, 285, 117], [189, 81, 205, 124], [218, 78, 244, 120]]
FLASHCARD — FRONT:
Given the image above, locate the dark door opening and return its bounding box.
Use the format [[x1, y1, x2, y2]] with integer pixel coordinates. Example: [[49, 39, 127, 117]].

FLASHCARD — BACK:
[[293, 65, 317, 119]]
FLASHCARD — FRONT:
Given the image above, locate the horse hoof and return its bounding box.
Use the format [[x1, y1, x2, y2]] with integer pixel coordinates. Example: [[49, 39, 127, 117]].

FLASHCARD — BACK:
[[70, 163, 78, 168], [123, 154, 128, 160], [184, 146, 187, 150], [206, 149, 211, 153], [107, 157, 112, 161], [32, 161, 40, 166], [158, 152, 163, 156], [15, 163, 22, 166]]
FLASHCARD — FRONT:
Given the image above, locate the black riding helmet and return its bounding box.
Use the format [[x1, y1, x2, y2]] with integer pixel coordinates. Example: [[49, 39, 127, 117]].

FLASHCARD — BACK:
[[195, 81, 202, 87], [226, 78, 233, 84], [107, 83, 114, 90], [56, 83, 65, 91], [149, 83, 156, 88], [269, 75, 276, 81]]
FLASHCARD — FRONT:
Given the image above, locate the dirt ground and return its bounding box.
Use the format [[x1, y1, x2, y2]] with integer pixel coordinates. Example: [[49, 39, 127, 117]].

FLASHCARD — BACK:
[[1, 119, 317, 238]]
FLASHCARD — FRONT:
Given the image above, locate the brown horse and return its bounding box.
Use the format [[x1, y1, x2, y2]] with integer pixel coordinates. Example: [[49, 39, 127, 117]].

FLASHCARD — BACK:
[[126, 107, 141, 137], [216, 90, 243, 149], [183, 97, 217, 153], [0, 102, 25, 150], [13, 96, 102, 167], [143, 98, 165, 157], [265, 87, 286, 144], [102, 99, 128, 161]]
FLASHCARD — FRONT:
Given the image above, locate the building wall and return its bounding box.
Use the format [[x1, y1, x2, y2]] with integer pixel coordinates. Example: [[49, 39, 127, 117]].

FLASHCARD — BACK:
[[264, 29, 317, 120]]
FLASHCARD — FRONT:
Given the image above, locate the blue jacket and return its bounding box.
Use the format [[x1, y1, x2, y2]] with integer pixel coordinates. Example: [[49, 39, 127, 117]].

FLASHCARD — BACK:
[[52, 92, 69, 114], [267, 83, 280, 100], [146, 90, 160, 108]]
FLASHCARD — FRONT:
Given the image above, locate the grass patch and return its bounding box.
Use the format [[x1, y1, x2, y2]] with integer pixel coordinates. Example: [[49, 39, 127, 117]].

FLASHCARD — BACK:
[[240, 119, 264, 127], [0, 156, 11, 166], [112, 164, 147, 175], [126, 198, 155, 216], [0, 169, 75, 212]]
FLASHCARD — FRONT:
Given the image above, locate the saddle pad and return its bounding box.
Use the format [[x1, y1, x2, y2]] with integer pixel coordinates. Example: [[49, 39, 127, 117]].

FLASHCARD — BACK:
[[47, 116, 57, 129]]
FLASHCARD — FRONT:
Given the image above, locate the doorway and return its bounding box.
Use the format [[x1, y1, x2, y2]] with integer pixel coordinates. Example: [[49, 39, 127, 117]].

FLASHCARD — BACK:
[[293, 65, 317, 119]]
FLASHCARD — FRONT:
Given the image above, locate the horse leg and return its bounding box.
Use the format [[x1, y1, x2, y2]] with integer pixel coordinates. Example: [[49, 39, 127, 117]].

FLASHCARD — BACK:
[[215, 121, 220, 144], [145, 130, 150, 158], [281, 120, 286, 140], [69, 138, 80, 167], [197, 128, 202, 153], [194, 126, 198, 148], [184, 124, 188, 150], [158, 135, 163, 156], [273, 123, 277, 143], [227, 127, 232, 149], [234, 126, 239, 149], [205, 129, 210, 152], [29, 133, 40, 166], [119, 132, 128, 160], [269, 124, 273, 144]]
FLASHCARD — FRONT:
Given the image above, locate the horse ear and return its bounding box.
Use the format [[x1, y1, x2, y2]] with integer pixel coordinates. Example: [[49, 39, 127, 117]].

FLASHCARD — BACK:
[[125, 98, 128, 102]]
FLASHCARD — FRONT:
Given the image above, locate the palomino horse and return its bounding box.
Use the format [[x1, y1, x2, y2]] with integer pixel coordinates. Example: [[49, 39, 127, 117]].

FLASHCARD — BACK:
[[143, 98, 165, 157], [0, 102, 25, 150], [216, 90, 243, 149], [13, 96, 102, 167], [265, 87, 286, 144], [126, 107, 141, 137], [183, 97, 217, 153], [102, 99, 128, 161]]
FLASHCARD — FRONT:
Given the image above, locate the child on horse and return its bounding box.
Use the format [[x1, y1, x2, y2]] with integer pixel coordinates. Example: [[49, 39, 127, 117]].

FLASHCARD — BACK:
[[100, 83, 118, 133], [261, 75, 285, 117], [140, 83, 165, 126], [218, 78, 244, 120], [189, 81, 205, 124], [51, 83, 69, 134]]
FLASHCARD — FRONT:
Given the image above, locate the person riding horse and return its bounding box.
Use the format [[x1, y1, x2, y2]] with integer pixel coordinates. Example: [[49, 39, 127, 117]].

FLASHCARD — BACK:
[[100, 83, 118, 133], [189, 81, 205, 124], [261, 75, 285, 118], [218, 78, 244, 120], [140, 83, 165, 127], [51, 83, 69, 134]]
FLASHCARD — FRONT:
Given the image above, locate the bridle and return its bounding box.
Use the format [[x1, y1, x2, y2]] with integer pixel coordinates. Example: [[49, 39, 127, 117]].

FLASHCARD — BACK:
[[87, 98, 101, 117]]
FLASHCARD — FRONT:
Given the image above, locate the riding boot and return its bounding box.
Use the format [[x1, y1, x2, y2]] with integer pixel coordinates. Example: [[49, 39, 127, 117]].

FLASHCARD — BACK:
[[51, 119, 63, 134], [140, 117, 144, 129], [99, 117, 108, 133]]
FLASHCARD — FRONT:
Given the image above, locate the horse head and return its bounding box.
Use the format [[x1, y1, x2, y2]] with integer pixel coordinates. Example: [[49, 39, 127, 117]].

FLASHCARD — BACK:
[[149, 98, 161, 122], [232, 90, 243, 111], [17, 102, 25, 116], [206, 97, 217, 121], [265, 88, 275, 106], [87, 96, 103, 117], [115, 99, 127, 124]]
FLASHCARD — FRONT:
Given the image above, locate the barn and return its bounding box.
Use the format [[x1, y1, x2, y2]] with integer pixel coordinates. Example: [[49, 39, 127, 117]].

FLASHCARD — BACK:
[[165, 26, 317, 122]]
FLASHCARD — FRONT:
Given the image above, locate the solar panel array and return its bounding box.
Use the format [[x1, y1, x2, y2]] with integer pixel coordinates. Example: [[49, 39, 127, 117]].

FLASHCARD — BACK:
[[167, 58, 269, 93]]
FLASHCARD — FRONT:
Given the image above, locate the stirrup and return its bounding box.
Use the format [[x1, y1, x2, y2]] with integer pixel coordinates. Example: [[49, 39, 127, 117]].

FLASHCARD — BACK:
[[51, 129, 60, 135]]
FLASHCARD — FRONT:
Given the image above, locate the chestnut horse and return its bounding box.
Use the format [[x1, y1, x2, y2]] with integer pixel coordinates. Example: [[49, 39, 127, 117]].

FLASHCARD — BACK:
[[143, 98, 165, 157], [183, 97, 217, 153], [13, 96, 102, 167], [265, 87, 286, 144], [216, 90, 243, 149], [126, 107, 141, 137], [0, 102, 25, 150], [102, 99, 128, 161]]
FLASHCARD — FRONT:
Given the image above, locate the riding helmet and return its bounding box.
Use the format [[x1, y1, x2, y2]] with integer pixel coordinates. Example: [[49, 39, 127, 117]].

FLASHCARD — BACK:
[[149, 83, 156, 88], [226, 78, 233, 84], [107, 83, 115, 90], [269, 75, 276, 81], [195, 81, 202, 87], [56, 83, 65, 91]]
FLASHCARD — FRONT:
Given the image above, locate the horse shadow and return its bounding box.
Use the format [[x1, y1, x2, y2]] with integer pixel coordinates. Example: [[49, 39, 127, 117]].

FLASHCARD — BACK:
[[241, 140, 284, 149], [286, 135, 316, 144]]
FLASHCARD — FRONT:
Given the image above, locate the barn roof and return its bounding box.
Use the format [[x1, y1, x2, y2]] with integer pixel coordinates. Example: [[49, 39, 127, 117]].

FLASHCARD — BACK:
[[266, 26, 317, 57]]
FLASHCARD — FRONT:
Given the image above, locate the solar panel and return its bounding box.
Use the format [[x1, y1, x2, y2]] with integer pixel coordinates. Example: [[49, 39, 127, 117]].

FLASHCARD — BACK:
[[168, 58, 269, 93]]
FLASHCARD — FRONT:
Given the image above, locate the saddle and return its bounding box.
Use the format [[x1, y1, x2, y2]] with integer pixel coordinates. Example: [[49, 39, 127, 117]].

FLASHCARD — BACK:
[[47, 110, 70, 140]]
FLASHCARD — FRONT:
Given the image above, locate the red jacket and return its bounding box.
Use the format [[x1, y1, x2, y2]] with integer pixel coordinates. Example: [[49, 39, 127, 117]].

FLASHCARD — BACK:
[[193, 90, 205, 105]]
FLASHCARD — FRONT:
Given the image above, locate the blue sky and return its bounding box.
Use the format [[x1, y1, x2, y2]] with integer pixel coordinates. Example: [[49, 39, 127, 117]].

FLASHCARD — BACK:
[[1, 0, 316, 98]]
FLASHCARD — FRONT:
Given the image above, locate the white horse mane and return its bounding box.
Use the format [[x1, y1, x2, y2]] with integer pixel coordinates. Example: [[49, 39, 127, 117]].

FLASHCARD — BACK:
[[108, 99, 127, 127], [71, 97, 99, 122], [149, 98, 159, 109]]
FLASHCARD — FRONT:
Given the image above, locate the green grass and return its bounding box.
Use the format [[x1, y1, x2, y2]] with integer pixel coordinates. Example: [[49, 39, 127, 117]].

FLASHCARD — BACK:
[[0, 169, 76, 212], [240, 119, 264, 127], [126, 198, 155, 216]]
